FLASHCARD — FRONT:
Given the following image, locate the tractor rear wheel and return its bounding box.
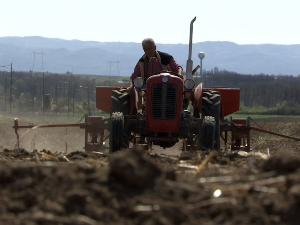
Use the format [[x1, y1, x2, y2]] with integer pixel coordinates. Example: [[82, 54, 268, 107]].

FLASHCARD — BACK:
[[111, 88, 130, 115], [109, 112, 129, 153], [202, 90, 220, 150], [201, 116, 216, 150]]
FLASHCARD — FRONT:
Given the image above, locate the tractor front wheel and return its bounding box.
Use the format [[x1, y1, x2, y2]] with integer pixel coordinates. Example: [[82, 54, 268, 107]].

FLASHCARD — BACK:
[[201, 116, 216, 150]]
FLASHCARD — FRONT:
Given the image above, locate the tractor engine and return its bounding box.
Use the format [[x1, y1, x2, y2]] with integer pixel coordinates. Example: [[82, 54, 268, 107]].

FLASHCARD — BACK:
[[146, 73, 183, 133], [131, 71, 196, 149], [142, 72, 184, 148]]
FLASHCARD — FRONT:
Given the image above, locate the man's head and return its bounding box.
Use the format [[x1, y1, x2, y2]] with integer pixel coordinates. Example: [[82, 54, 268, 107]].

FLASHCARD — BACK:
[[142, 38, 156, 59]]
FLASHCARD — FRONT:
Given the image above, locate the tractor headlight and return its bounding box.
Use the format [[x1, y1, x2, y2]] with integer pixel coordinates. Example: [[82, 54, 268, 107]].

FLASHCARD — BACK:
[[133, 77, 143, 89], [184, 79, 195, 90]]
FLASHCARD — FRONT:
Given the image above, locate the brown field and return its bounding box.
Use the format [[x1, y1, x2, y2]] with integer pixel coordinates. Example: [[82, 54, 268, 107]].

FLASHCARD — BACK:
[[1, 115, 300, 225]]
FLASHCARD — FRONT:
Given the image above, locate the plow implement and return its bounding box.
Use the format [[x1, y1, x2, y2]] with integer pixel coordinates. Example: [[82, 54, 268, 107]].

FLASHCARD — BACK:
[[221, 117, 300, 151], [13, 115, 109, 152], [12, 115, 300, 153]]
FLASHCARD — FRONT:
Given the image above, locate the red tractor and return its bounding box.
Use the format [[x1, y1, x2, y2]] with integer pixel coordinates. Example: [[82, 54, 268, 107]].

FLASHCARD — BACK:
[[13, 18, 300, 152], [96, 17, 240, 153]]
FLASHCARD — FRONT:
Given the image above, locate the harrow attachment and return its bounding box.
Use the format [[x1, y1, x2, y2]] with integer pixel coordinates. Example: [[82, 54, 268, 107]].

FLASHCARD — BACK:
[[221, 117, 300, 151], [12, 115, 300, 153], [13, 115, 109, 152]]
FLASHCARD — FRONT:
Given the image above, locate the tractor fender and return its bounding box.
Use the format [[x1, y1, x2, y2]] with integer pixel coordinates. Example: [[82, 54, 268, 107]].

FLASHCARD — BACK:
[[128, 87, 141, 114], [193, 82, 203, 113]]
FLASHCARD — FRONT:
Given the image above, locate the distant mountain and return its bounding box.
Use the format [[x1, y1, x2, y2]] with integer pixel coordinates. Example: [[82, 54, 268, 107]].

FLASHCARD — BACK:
[[0, 36, 299, 76]]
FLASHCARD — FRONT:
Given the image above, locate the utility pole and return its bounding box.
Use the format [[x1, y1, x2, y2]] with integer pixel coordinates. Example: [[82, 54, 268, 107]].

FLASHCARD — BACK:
[[68, 80, 70, 116], [33, 81, 36, 114], [87, 84, 90, 115], [109, 60, 120, 76], [31, 52, 45, 115], [42, 72, 45, 116], [4, 77, 7, 112], [56, 84, 58, 115], [0, 64, 12, 113], [10, 63, 12, 113], [72, 83, 75, 117], [32, 52, 45, 73]]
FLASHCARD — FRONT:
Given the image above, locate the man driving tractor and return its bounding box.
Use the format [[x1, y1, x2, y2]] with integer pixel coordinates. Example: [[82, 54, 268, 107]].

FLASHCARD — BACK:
[[130, 38, 183, 84]]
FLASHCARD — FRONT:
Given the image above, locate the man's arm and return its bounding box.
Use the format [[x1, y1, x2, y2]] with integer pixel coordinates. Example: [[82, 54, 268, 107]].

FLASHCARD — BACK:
[[130, 62, 141, 80], [129, 62, 141, 87], [169, 58, 183, 75]]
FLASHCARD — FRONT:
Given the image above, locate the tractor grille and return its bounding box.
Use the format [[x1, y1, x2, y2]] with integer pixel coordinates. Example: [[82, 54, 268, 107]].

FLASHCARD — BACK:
[[151, 83, 177, 119]]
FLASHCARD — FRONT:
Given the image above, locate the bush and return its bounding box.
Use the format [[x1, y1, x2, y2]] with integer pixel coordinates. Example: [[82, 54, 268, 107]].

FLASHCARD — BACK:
[[238, 101, 300, 115]]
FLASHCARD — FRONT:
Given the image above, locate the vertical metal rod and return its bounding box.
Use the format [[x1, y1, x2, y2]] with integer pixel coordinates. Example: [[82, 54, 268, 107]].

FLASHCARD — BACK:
[[68, 80, 70, 116], [14, 119, 20, 148], [65, 127, 68, 154], [200, 59, 203, 77], [87, 84, 90, 115], [117, 61, 120, 76], [56, 82, 58, 115], [109, 60, 111, 75], [4, 76, 7, 112], [10, 63, 12, 113], [41, 52, 44, 72], [200, 59, 204, 87], [32, 52, 35, 73], [72, 84, 75, 117], [33, 81, 36, 114], [43, 72, 45, 116]]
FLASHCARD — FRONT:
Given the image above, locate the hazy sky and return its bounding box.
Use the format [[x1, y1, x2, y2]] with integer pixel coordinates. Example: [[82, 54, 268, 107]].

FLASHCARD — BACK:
[[1, 0, 299, 45]]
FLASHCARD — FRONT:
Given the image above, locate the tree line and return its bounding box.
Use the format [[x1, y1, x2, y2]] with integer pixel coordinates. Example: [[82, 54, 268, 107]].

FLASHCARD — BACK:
[[0, 71, 124, 115], [0, 69, 300, 115], [195, 68, 300, 115]]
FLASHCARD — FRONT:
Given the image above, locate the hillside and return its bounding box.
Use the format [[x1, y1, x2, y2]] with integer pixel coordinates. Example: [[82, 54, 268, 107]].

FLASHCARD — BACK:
[[0, 36, 299, 76]]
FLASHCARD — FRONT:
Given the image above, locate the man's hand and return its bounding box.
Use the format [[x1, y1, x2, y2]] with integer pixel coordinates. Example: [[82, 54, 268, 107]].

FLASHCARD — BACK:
[[149, 57, 158, 64], [127, 78, 134, 94], [177, 67, 183, 76]]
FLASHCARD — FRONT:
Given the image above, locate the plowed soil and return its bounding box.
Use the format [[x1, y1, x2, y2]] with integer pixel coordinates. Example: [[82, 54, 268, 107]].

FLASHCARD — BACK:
[[1, 117, 300, 225]]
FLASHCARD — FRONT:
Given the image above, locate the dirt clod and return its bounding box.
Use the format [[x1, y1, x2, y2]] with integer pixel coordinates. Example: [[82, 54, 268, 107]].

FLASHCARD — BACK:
[[262, 151, 300, 172], [109, 148, 162, 188]]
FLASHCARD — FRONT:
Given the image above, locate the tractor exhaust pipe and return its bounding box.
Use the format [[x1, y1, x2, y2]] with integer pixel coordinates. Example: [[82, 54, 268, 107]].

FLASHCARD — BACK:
[[186, 17, 196, 79]]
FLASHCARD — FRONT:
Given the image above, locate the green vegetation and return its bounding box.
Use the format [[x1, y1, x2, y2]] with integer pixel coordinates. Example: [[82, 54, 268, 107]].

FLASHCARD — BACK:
[[238, 101, 300, 115], [0, 71, 130, 115], [1, 69, 300, 117]]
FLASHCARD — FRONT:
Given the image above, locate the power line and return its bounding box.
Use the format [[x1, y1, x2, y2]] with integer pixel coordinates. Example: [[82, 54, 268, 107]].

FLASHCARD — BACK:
[[32, 51, 45, 73], [109, 60, 120, 76]]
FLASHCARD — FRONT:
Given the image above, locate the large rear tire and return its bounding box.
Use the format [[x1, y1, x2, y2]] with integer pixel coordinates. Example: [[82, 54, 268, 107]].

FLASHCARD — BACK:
[[109, 112, 129, 153], [202, 90, 220, 150], [111, 88, 130, 115], [109, 88, 130, 153]]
